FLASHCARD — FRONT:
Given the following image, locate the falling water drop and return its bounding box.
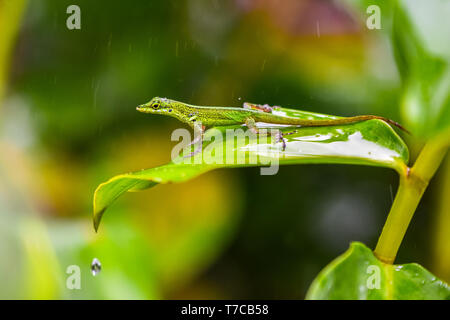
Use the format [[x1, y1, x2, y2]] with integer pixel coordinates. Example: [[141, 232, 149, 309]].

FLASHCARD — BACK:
[[91, 258, 101, 276]]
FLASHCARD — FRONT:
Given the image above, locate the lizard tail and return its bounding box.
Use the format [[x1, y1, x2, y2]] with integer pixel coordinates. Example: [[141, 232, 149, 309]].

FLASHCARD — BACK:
[[365, 116, 411, 135], [303, 115, 411, 134], [328, 115, 410, 134]]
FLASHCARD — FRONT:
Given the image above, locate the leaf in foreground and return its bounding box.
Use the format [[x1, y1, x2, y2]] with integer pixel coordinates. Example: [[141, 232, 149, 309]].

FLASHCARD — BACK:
[[306, 242, 450, 300], [93, 108, 409, 231]]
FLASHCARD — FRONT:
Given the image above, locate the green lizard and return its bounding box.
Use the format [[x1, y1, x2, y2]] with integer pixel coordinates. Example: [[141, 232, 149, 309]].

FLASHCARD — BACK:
[[137, 97, 408, 154]]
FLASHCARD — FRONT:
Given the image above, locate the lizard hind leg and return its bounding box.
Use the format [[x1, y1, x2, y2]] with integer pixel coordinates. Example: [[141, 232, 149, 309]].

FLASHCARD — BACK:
[[274, 130, 298, 151], [274, 131, 286, 151], [245, 117, 290, 151], [243, 102, 273, 113]]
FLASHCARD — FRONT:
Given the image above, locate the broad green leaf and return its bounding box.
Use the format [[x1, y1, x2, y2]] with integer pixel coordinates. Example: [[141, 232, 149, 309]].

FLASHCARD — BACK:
[[306, 242, 450, 300], [93, 107, 408, 231], [392, 0, 450, 138]]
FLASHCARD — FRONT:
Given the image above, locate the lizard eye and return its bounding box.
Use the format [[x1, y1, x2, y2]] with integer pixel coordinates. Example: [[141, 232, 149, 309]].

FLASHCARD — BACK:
[[151, 102, 160, 109]]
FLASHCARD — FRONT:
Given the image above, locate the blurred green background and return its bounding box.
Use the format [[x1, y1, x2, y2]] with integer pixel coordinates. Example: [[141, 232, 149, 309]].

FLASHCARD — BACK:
[[0, 0, 448, 299]]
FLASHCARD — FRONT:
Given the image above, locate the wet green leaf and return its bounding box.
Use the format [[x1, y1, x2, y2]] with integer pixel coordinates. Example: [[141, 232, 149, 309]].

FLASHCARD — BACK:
[[93, 107, 408, 231], [306, 242, 450, 300]]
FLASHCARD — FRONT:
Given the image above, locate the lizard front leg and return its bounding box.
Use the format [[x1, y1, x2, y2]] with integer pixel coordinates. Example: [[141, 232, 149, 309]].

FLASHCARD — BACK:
[[245, 117, 259, 134], [183, 120, 205, 158]]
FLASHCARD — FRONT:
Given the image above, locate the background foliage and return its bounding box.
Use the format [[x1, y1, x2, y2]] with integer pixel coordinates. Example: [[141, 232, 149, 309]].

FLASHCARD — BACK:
[[0, 0, 448, 299]]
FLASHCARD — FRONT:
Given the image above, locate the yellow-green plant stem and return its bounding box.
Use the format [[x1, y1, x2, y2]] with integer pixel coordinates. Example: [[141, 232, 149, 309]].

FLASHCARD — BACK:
[[375, 136, 449, 264], [432, 155, 450, 282]]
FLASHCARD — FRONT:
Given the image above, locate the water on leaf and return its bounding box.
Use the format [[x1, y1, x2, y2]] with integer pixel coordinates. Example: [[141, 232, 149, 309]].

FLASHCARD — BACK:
[[91, 258, 101, 276]]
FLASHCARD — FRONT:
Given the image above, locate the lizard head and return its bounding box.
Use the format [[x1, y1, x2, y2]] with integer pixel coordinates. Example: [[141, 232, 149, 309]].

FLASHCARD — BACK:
[[137, 97, 175, 115]]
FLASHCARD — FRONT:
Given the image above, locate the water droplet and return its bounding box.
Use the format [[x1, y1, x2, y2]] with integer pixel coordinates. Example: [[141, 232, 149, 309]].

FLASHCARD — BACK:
[[91, 258, 101, 276]]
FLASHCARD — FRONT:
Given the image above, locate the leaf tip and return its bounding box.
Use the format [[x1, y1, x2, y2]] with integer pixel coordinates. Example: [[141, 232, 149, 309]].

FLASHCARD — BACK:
[[93, 207, 105, 233]]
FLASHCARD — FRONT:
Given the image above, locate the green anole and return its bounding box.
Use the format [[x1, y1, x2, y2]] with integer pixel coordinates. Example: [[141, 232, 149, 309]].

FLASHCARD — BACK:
[[137, 97, 408, 155]]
